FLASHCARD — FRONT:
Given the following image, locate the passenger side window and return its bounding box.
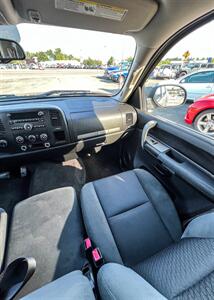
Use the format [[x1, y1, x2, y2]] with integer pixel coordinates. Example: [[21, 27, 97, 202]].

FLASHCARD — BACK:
[[144, 20, 214, 140]]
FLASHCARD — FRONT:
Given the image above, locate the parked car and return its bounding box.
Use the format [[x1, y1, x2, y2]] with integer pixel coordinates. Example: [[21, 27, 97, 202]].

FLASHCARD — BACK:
[[104, 66, 119, 78], [111, 70, 128, 85], [155, 64, 178, 79], [185, 94, 214, 135], [176, 69, 214, 101], [176, 62, 214, 77]]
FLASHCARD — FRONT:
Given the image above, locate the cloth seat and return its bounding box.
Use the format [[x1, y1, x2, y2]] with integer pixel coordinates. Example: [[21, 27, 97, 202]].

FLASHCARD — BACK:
[[5, 187, 86, 298], [81, 169, 214, 299], [21, 270, 95, 300]]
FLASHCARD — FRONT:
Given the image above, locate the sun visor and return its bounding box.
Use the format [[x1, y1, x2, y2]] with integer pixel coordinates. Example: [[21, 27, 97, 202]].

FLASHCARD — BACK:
[[11, 0, 158, 34]]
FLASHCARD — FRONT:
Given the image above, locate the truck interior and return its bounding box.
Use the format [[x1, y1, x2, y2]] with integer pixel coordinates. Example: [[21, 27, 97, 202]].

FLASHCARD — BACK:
[[0, 0, 213, 299]]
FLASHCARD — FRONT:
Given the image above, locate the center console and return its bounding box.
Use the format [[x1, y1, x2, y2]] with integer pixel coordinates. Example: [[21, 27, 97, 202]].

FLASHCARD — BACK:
[[0, 108, 69, 153]]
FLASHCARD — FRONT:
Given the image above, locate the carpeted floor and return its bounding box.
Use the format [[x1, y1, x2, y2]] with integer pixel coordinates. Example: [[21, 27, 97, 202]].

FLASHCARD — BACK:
[[29, 159, 86, 197]]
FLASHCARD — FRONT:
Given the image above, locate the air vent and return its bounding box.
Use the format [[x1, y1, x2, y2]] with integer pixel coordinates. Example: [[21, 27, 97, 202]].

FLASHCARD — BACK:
[[54, 131, 65, 141], [126, 113, 133, 126], [0, 119, 5, 132], [50, 110, 62, 127]]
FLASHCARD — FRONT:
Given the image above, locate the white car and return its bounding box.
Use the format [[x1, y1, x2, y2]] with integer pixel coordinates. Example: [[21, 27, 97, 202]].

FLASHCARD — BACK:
[[176, 69, 214, 101]]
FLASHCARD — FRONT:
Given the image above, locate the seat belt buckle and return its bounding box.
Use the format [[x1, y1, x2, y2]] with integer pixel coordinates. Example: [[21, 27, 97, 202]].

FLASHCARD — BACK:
[[83, 237, 93, 260], [92, 248, 104, 268], [84, 238, 92, 252], [84, 238, 92, 250]]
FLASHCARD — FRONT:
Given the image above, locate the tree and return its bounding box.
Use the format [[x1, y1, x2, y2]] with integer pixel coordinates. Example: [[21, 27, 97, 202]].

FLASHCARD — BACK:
[[36, 51, 49, 61], [126, 56, 133, 63], [46, 49, 54, 60], [158, 59, 171, 66], [83, 57, 103, 68], [54, 48, 64, 60], [107, 56, 115, 66]]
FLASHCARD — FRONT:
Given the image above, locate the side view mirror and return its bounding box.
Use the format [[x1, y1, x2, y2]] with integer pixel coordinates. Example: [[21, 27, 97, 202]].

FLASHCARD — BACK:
[[0, 39, 25, 63], [151, 84, 186, 108]]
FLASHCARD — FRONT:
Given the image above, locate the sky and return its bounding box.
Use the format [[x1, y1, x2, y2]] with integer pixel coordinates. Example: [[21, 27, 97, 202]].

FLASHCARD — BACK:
[[17, 20, 214, 63], [17, 24, 136, 63], [165, 20, 214, 59]]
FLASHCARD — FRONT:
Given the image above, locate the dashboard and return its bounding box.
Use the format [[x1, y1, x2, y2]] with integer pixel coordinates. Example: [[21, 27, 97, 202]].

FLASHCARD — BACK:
[[0, 97, 137, 165]]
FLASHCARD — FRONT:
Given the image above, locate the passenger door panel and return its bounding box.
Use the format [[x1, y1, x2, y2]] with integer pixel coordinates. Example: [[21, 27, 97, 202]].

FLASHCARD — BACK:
[[122, 112, 214, 220]]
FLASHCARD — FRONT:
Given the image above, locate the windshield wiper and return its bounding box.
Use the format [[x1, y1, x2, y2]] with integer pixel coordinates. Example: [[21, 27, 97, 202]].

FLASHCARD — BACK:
[[38, 90, 96, 97], [0, 94, 16, 98]]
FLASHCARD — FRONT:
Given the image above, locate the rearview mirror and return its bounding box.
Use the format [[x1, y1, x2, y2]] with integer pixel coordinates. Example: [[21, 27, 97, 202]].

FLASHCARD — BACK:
[[0, 39, 25, 63], [152, 84, 186, 108]]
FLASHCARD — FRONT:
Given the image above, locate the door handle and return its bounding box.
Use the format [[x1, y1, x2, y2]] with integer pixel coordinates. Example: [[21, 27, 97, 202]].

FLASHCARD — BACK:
[[141, 120, 157, 149]]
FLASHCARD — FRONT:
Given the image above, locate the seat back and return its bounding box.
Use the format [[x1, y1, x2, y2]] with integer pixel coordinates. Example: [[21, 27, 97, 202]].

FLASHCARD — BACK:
[[81, 169, 182, 266]]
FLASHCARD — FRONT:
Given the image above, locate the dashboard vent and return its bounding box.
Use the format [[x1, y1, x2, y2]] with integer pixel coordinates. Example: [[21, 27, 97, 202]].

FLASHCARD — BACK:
[[0, 119, 5, 132], [54, 131, 65, 142], [126, 113, 133, 126], [50, 110, 62, 127]]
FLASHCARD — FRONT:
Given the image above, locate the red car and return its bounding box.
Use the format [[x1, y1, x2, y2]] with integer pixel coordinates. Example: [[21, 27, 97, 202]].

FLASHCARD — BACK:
[[185, 94, 214, 136]]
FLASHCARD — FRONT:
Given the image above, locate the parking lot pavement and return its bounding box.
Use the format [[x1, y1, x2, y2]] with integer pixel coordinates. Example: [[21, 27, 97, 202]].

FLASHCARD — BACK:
[[151, 103, 191, 128], [0, 69, 120, 95]]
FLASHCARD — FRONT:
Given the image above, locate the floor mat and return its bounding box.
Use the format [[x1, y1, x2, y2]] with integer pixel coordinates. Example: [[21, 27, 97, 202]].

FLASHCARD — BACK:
[[81, 146, 122, 182], [29, 159, 86, 197], [0, 176, 30, 218]]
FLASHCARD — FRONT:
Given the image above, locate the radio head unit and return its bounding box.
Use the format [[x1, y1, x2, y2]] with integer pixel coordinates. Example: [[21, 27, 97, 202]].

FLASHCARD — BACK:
[[0, 108, 69, 153]]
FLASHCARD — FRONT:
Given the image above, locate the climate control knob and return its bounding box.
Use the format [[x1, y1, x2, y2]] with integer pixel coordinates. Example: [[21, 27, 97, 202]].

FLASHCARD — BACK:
[[0, 139, 8, 148], [28, 135, 36, 143], [16, 136, 24, 144], [40, 133, 48, 142], [24, 123, 33, 131]]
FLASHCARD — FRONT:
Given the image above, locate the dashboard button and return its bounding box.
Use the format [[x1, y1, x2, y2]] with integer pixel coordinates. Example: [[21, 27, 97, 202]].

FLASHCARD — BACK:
[[24, 123, 33, 131], [21, 145, 27, 151], [44, 142, 51, 148], [28, 135, 36, 143], [0, 139, 8, 148], [40, 133, 48, 141], [16, 136, 24, 144]]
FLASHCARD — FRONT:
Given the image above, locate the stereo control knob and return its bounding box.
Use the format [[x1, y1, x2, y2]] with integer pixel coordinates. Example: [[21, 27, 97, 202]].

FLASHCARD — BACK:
[[28, 135, 36, 143], [24, 123, 33, 131], [40, 133, 48, 142], [0, 139, 8, 148], [16, 136, 24, 144], [38, 111, 44, 117]]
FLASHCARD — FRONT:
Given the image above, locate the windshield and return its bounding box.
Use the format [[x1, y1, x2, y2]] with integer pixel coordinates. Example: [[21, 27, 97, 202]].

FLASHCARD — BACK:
[[0, 24, 136, 99]]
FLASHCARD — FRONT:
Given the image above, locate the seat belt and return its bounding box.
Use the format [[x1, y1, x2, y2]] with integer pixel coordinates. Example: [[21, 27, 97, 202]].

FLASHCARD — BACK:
[[0, 257, 36, 300], [82, 237, 104, 299]]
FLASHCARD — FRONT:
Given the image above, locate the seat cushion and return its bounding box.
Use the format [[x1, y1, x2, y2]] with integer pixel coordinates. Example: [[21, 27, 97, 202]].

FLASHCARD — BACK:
[[5, 187, 86, 297], [134, 237, 214, 299], [21, 270, 95, 300], [98, 263, 167, 300], [81, 169, 182, 266]]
